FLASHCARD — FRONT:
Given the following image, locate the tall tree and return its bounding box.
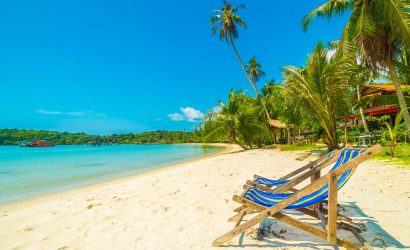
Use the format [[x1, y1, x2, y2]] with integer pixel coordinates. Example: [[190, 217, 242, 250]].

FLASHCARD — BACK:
[[210, 1, 271, 119], [282, 42, 354, 150], [245, 56, 271, 119], [246, 56, 265, 83], [302, 0, 410, 133]]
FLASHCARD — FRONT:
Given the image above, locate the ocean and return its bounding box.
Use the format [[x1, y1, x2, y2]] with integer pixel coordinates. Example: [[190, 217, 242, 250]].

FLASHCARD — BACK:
[[0, 144, 221, 205]]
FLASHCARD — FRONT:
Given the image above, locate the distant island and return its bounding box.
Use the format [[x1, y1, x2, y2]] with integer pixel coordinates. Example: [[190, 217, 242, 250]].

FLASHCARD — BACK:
[[0, 129, 205, 145]]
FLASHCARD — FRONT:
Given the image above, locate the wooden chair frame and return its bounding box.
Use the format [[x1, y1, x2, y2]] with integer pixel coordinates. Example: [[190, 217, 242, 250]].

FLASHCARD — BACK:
[[212, 145, 382, 249], [231, 147, 348, 216]]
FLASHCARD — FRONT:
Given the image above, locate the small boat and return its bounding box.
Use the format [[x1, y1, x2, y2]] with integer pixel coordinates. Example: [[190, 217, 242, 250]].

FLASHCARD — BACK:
[[20, 140, 55, 147]]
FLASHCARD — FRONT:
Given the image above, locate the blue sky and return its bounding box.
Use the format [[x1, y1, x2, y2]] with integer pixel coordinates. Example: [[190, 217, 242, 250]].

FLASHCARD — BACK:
[[0, 1, 349, 134]]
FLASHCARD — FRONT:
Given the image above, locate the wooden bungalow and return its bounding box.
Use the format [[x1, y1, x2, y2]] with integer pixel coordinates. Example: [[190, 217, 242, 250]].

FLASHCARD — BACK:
[[360, 84, 403, 117], [341, 83, 408, 127]]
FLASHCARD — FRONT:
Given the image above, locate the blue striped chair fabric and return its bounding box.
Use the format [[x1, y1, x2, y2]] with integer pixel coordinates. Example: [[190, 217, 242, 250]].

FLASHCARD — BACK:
[[253, 150, 337, 187], [243, 149, 365, 209]]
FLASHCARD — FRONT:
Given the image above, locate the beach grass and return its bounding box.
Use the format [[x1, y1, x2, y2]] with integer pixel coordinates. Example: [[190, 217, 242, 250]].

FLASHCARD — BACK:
[[278, 143, 326, 151], [371, 143, 410, 168]]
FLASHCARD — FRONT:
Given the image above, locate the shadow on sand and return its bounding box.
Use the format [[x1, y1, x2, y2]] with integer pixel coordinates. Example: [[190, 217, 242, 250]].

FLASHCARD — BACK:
[[223, 202, 407, 249], [342, 201, 407, 249]]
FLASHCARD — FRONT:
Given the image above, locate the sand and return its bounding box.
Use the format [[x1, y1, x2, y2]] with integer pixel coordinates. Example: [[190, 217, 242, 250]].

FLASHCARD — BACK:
[[0, 144, 409, 250]]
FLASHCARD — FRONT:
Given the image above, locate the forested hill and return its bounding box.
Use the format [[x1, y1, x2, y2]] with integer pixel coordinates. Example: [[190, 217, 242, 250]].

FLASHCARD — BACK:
[[0, 129, 203, 145]]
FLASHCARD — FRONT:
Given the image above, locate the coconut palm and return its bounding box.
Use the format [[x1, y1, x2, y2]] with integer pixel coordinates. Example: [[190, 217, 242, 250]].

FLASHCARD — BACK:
[[282, 42, 354, 150], [203, 90, 271, 149], [210, 1, 271, 120], [302, 0, 410, 132], [246, 56, 265, 83], [245, 56, 271, 119]]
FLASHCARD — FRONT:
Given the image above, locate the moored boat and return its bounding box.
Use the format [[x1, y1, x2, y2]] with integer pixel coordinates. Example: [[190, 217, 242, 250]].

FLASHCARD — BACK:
[[20, 140, 55, 147]]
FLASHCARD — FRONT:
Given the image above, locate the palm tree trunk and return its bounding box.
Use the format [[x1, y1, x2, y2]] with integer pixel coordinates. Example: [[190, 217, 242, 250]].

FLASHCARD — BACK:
[[233, 135, 246, 150], [228, 36, 271, 120], [388, 61, 410, 134], [323, 121, 339, 150], [356, 85, 369, 132]]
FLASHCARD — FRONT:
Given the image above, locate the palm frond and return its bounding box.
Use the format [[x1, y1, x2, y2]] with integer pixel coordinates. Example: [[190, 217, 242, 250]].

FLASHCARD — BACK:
[[302, 0, 352, 31], [376, 0, 410, 44]]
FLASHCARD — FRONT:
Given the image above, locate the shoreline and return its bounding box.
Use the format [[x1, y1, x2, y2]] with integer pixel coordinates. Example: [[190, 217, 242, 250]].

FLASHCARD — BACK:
[[1, 146, 408, 249], [0, 143, 237, 210]]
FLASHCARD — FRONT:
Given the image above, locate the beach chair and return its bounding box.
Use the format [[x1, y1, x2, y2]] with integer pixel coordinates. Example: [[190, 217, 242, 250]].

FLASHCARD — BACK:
[[247, 149, 341, 192], [231, 148, 344, 216], [213, 145, 382, 249]]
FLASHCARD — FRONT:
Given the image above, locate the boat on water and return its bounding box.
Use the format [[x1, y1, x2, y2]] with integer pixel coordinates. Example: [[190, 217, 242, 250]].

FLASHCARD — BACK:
[[19, 140, 55, 147]]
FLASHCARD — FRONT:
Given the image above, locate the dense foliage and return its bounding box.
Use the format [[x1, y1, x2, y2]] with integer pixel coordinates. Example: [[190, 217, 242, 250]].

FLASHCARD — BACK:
[[205, 1, 410, 155], [282, 42, 355, 149], [303, 0, 410, 132], [0, 129, 203, 146]]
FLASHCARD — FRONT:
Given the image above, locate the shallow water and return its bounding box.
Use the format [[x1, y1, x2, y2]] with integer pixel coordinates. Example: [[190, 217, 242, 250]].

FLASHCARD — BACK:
[[0, 144, 220, 205]]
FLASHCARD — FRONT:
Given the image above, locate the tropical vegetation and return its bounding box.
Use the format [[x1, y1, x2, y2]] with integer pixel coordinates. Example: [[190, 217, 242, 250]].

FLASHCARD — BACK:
[[0, 129, 203, 145], [210, 1, 271, 119], [302, 0, 410, 132], [203, 0, 410, 161]]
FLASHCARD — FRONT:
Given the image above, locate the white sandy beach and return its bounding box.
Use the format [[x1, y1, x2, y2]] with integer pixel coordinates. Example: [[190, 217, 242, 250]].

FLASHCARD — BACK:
[[0, 144, 409, 250]]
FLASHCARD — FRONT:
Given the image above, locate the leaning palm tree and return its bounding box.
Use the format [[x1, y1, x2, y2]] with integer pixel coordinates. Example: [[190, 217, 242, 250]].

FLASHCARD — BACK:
[[210, 1, 271, 120], [203, 90, 271, 149], [283, 42, 354, 150], [302, 0, 410, 132]]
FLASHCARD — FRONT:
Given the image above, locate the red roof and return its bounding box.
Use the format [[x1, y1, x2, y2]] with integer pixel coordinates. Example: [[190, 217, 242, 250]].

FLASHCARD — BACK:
[[368, 107, 398, 116]]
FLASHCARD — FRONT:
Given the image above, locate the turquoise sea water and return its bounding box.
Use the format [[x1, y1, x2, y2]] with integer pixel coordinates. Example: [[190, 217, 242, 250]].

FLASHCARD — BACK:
[[0, 144, 221, 205]]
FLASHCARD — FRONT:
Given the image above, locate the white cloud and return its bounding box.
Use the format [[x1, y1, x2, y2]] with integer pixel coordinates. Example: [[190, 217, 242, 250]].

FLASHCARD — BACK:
[[36, 109, 63, 115], [37, 109, 106, 117], [180, 107, 204, 122], [66, 111, 86, 116], [168, 113, 185, 121], [168, 107, 204, 122]]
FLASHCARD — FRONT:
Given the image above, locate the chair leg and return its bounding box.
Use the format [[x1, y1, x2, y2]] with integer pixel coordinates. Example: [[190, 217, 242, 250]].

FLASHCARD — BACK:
[[234, 209, 248, 227], [228, 208, 254, 222], [327, 171, 338, 244]]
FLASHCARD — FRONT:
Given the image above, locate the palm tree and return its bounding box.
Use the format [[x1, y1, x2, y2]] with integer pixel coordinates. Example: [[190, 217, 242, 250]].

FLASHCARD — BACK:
[[203, 90, 271, 149], [261, 82, 305, 144], [354, 65, 371, 132], [210, 1, 271, 120], [282, 42, 354, 150], [246, 56, 265, 83], [398, 46, 410, 84], [302, 0, 410, 132], [245, 56, 271, 118]]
